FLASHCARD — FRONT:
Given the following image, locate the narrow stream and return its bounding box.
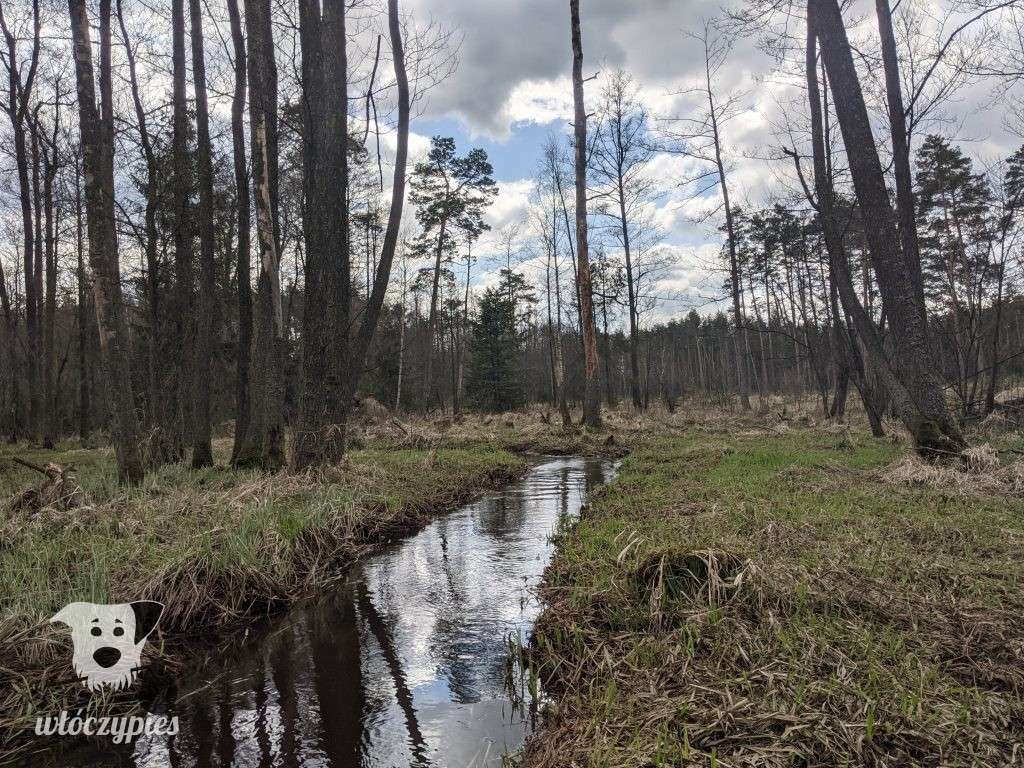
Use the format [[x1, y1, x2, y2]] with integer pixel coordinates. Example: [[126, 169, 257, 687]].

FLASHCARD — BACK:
[[42, 455, 613, 768]]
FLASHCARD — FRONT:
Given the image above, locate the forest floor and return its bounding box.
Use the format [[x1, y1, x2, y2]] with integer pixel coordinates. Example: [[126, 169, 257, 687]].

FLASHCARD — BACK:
[[524, 409, 1024, 768], [2, 403, 1023, 765], [0, 432, 536, 760]]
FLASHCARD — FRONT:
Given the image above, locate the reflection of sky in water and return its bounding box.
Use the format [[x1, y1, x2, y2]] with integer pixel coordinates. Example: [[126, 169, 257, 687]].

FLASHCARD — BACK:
[[30, 457, 613, 768]]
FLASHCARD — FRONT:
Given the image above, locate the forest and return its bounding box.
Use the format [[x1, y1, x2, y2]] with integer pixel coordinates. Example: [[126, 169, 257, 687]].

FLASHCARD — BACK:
[[2, 0, 1024, 765]]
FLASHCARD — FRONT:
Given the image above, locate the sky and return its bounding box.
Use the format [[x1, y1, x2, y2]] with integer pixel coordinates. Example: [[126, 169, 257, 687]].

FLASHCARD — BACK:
[[382, 0, 1024, 322]]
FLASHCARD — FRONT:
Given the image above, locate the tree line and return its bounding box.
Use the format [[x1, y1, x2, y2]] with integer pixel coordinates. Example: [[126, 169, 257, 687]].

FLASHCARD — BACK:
[[2, 0, 1024, 482]]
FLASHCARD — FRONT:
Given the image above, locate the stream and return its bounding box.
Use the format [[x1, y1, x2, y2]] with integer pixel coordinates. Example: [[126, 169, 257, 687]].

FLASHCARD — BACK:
[[38, 455, 614, 768]]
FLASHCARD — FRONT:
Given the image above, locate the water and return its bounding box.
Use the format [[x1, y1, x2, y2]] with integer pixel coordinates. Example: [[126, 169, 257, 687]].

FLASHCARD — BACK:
[[38, 455, 613, 768]]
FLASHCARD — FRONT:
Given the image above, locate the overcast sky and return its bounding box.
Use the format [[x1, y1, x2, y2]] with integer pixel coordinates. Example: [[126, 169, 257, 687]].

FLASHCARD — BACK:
[[383, 0, 1024, 321]]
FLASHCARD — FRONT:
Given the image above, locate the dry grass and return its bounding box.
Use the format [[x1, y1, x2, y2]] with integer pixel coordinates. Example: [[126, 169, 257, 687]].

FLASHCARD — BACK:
[[0, 439, 523, 761], [524, 420, 1024, 767]]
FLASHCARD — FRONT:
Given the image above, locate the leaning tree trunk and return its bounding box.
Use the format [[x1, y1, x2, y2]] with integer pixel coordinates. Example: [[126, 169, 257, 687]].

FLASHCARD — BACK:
[[348, 0, 410, 400], [569, 0, 602, 429], [809, 0, 965, 457], [68, 0, 144, 484], [227, 0, 252, 463], [189, 0, 216, 467], [234, 0, 285, 470]]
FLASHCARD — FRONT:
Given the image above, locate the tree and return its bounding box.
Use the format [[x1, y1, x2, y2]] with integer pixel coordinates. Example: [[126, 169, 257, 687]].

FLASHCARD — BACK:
[[68, 0, 144, 483], [665, 23, 752, 411], [234, 0, 285, 469], [916, 135, 994, 413], [591, 70, 656, 410], [466, 287, 525, 412], [189, 0, 216, 467], [226, 0, 252, 463], [569, 0, 602, 428], [170, 0, 193, 459], [408, 136, 497, 411], [0, 0, 40, 439], [293, 0, 349, 470], [809, 0, 966, 457]]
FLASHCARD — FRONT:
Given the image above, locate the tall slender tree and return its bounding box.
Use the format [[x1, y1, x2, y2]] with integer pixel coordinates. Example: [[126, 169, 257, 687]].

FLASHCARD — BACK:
[[234, 0, 285, 469], [569, 0, 602, 428], [189, 0, 216, 467], [68, 0, 144, 483]]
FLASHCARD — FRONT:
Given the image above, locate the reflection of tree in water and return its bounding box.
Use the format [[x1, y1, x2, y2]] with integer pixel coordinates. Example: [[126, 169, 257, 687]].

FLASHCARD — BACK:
[[356, 582, 432, 767], [307, 588, 365, 767], [269, 623, 298, 768]]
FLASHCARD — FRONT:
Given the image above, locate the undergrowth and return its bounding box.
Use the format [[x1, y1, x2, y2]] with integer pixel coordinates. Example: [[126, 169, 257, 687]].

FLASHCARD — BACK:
[[526, 423, 1024, 767]]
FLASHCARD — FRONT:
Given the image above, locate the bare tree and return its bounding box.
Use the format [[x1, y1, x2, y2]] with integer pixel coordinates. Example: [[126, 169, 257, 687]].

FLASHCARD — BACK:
[[664, 23, 752, 410], [569, 0, 602, 428], [68, 0, 144, 483], [809, 0, 965, 456], [234, 0, 285, 469]]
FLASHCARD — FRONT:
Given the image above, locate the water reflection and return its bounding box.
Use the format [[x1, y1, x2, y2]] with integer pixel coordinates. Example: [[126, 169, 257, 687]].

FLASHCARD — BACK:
[[32, 456, 613, 768]]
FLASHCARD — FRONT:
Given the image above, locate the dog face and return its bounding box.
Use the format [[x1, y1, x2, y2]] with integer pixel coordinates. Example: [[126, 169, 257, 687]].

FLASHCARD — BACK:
[[50, 601, 163, 691]]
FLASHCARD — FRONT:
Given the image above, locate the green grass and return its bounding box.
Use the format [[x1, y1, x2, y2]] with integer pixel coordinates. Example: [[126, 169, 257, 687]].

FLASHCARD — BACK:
[[526, 424, 1024, 767], [0, 438, 524, 754]]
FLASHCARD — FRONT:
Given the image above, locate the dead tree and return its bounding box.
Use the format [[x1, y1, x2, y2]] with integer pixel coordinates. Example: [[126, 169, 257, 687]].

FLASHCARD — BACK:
[[569, 0, 602, 429], [68, 0, 144, 484]]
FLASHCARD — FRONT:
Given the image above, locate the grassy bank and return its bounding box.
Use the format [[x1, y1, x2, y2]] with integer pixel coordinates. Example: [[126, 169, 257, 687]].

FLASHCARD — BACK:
[[526, 422, 1024, 767], [0, 438, 524, 758]]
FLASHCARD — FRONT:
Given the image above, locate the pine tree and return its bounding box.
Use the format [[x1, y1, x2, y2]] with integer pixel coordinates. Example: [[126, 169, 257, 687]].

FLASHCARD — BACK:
[[466, 287, 525, 412]]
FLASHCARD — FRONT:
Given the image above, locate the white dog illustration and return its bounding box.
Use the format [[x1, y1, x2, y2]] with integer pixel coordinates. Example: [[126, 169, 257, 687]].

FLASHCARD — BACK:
[[50, 601, 164, 691]]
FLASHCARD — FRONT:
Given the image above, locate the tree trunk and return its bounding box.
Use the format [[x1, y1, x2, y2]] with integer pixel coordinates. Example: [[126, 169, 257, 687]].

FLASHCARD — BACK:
[[234, 0, 285, 470], [189, 0, 216, 467], [227, 0, 252, 462], [810, 0, 965, 457], [170, 0, 193, 460], [74, 152, 90, 440], [68, 0, 145, 484], [348, 0, 410, 400], [293, 0, 349, 469], [117, 0, 163, 433], [569, 0, 602, 429]]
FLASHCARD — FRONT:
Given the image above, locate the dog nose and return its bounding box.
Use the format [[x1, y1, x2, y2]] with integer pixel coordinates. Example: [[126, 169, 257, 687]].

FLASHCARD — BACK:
[[92, 647, 121, 669]]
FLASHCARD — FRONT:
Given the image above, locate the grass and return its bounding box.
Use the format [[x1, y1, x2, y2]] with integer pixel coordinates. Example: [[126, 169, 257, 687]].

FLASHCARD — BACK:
[[524, 419, 1024, 767], [0, 436, 524, 760]]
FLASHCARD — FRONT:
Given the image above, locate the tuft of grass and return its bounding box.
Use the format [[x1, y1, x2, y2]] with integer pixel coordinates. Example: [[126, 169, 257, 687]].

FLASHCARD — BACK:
[[525, 424, 1024, 767], [0, 439, 523, 759]]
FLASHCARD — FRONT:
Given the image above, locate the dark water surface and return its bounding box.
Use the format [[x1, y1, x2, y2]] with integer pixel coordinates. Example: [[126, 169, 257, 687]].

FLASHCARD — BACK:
[[44, 455, 613, 768]]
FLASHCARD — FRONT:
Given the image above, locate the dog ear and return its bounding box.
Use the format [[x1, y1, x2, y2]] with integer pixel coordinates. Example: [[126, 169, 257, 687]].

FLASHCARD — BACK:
[[50, 602, 91, 629], [129, 601, 164, 644]]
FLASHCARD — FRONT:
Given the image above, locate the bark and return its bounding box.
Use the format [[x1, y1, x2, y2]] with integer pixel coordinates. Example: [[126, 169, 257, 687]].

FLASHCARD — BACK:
[[74, 152, 90, 440], [294, 0, 349, 469], [810, 0, 965, 457], [569, 0, 602, 428], [41, 115, 58, 448], [227, 0, 252, 462], [189, 0, 216, 467], [68, 0, 145, 484], [234, 0, 285, 469], [170, 0, 192, 459]]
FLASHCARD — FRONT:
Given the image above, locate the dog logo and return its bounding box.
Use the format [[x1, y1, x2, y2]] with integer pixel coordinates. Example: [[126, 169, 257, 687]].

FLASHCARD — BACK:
[[50, 601, 164, 691]]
